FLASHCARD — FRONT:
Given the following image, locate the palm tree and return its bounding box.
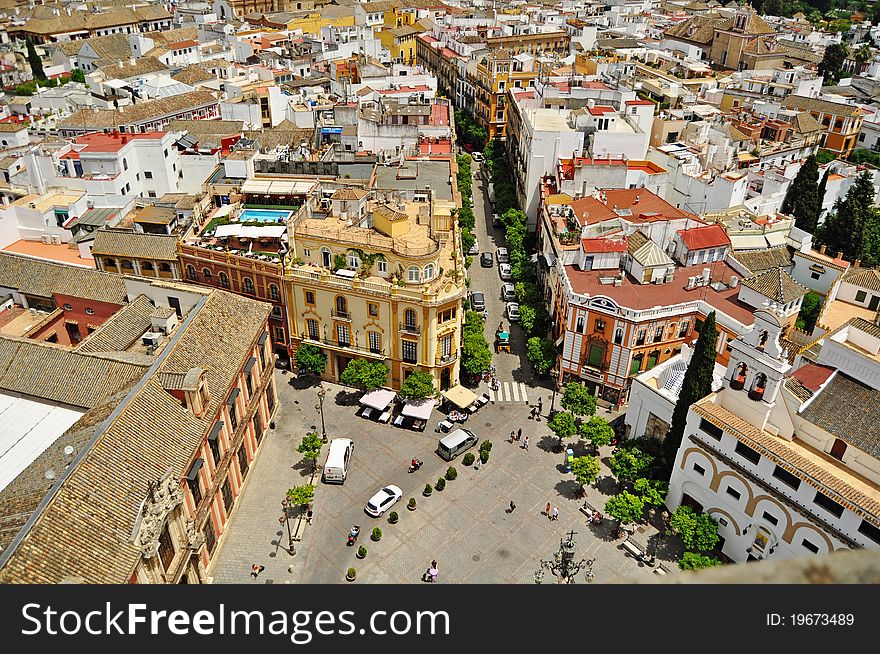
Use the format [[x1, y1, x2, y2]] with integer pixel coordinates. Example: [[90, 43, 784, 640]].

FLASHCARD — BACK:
[[855, 43, 873, 66]]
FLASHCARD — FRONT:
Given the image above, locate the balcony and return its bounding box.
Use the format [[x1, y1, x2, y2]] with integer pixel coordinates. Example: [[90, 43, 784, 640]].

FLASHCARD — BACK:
[[439, 352, 458, 364], [300, 333, 386, 359], [400, 321, 421, 335], [332, 309, 351, 320]]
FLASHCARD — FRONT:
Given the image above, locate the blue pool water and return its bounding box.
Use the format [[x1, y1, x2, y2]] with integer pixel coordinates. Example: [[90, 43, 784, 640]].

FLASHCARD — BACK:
[[240, 209, 292, 223]]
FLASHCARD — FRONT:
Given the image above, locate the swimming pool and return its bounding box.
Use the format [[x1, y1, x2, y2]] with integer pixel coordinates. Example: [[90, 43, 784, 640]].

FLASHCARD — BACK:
[[239, 209, 293, 223]]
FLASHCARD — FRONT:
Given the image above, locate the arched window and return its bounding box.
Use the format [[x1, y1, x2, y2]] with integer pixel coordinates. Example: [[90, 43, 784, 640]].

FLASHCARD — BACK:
[[321, 247, 332, 268], [731, 362, 748, 390], [104, 258, 117, 268], [347, 252, 361, 269], [142, 261, 154, 272], [335, 296, 348, 318], [630, 353, 644, 375], [407, 265, 420, 282], [243, 277, 255, 294], [404, 308, 417, 331], [121, 260, 134, 271], [423, 263, 435, 280], [159, 263, 171, 273], [749, 373, 767, 401], [269, 284, 280, 301], [186, 264, 197, 280], [757, 330, 769, 351], [219, 272, 229, 288], [202, 268, 212, 281]]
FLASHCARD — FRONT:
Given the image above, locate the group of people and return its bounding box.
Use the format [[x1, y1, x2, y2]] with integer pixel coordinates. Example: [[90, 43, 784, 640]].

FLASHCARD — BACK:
[[508, 429, 529, 450], [529, 397, 543, 421], [544, 503, 559, 521]]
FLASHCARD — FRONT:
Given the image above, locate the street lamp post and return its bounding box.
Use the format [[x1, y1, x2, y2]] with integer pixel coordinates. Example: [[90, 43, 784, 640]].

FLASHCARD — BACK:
[[316, 386, 327, 443], [549, 361, 560, 415], [280, 498, 296, 556], [535, 530, 594, 584]]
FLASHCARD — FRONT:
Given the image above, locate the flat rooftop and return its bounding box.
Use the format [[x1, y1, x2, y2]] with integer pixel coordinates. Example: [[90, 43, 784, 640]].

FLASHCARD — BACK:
[[2, 240, 95, 268], [820, 299, 877, 334], [374, 160, 453, 200]]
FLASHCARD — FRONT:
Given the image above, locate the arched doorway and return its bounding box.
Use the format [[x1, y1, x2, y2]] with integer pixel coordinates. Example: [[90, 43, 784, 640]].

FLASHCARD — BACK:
[[440, 367, 451, 391]]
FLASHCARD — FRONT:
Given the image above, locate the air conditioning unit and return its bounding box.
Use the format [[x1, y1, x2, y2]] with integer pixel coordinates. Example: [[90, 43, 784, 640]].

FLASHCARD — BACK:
[[41, 235, 52, 244], [729, 275, 739, 288], [141, 332, 162, 347], [50, 235, 61, 245], [686, 276, 696, 290]]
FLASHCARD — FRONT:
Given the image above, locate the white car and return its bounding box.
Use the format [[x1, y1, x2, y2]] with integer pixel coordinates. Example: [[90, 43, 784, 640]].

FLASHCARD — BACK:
[[365, 485, 403, 517], [499, 263, 512, 280], [471, 152, 484, 162], [506, 302, 520, 322]]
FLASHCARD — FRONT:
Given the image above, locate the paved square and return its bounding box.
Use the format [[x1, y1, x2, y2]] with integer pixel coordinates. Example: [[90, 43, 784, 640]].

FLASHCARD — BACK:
[[208, 373, 684, 584]]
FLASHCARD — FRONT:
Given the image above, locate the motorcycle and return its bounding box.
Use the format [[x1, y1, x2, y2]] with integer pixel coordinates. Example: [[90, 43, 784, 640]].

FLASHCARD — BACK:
[[408, 459, 423, 473], [347, 525, 360, 546]]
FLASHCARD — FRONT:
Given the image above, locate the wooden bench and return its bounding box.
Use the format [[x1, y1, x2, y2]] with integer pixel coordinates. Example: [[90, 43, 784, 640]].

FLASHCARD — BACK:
[[654, 565, 669, 576], [621, 539, 643, 559]]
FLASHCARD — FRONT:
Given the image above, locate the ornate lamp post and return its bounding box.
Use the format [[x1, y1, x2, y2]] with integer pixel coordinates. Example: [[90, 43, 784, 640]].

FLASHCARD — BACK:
[[280, 498, 296, 556], [535, 530, 595, 584], [549, 360, 561, 415], [316, 385, 328, 443]]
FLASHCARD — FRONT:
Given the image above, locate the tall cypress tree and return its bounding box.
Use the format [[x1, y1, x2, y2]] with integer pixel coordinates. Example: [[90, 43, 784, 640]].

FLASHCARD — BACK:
[[781, 155, 820, 233], [26, 39, 45, 82], [663, 312, 719, 471], [817, 171, 879, 263]]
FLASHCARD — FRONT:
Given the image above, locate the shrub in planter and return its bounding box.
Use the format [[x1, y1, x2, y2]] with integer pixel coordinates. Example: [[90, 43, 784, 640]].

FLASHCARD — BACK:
[[388, 511, 399, 524], [423, 483, 433, 496], [346, 567, 356, 581], [445, 466, 457, 481], [462, 452, 475, 466], [371, 527, 382, 541], [479, 440, 493, 463], [357, 545, 367, 559], [435, 477, 446, 491], [408, 497, 417, 511]]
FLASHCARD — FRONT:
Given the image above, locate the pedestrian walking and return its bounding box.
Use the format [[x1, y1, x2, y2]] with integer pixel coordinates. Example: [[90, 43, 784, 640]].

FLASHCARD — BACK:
[[431, 560, 438, 570], [517, 428, 522, 441], [522, 435, 529, 450], [251, 564, 265, 579], [509, 430, 516, 443], [507, 501, 517, 513], [306, 508, 313, 525], [537, 398, 543, 414], [551, 506, 559, 521], [545, 502, 551, 516]]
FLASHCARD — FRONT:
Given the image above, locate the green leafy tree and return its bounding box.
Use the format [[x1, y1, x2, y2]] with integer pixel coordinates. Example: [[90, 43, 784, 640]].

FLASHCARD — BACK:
[[609, 444, 655, 483], [548, 410, 578, 448], [570, 456, 600, 487], [399, 370, 435, 401], [604, 491, 645, 525], [819, 42, 848, 83], [526, 336, 556, 375], [663, 312, 719, 468], [26, 40, 45, 81], [781, 155, 820, 233], [678, 552, 722, 571], [633, 477, 669, 506], [796, 292, 823, 332], [817, 170, 880, 265], [561, 382, 598, 417], [461, 332, 493, 375], [518, 304, 538, 334], [297, 431, 323, 471], [340, 358, 388, 391], [286, 484, 315, 508], [70, 68, 86, 83], [579, 415, 614, 453], [669, 505, 720, 552], [855, 43, 873, 64], [296, 343, 327, 376]]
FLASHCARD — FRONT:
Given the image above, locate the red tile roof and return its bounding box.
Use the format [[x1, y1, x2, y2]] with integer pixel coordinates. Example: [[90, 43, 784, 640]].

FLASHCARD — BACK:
[[678, 224, 731, 250], [790, 363, 836, 392], [625, 99, 655, 106], [569, 189, 699, 226], [581, 237, 627, 253], [69, 131, 166, 154], [587, 105, 616, 116]]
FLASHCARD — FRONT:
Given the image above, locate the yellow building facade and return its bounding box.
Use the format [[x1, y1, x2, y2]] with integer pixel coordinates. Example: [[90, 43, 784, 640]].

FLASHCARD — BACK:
[[474, 50, 538, 139], [285, 187, 465, 392]]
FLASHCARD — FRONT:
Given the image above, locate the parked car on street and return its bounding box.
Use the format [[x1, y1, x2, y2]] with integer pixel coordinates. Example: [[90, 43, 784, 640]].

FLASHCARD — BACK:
[[468, 291, 486, 311], [506, 302, 520, 322], [492, 214, 502, 227], [467, 241, 479, 255], [501, 283, 516, 301], [496, 247, 509, 263], [480, 252, 493, 267], [471, 152, 483, 162], [498, 263, 512, 280]]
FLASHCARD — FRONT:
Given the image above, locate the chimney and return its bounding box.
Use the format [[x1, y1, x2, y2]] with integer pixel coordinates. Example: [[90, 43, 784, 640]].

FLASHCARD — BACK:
[[854, 259, 861, 268], [836, 251, 843, 260], [819, 244, 826, 255]]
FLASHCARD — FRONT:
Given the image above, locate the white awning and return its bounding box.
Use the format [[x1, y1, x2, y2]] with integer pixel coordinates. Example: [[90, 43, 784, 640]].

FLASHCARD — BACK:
[[730, 234, 768, 250], [359, 388, 396, 411], [402, 399, 436, 420], [765, 231, 786, 247], [214, 204, 235, 218], [442, 384, 477, 409], [214, 223, 242, 237], [240, 225, 287, 238]]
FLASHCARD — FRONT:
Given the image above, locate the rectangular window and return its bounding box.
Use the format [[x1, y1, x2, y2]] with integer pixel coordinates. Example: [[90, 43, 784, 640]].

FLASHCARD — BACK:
[[811, 272, 821, 280], [238, 445, 250, 478], [368, 303, 378, 317], [725, 486, 741, 500], [734, 440, 761, 465], [772, 465, 801, 490], [208, 433, 221, 465], [158, 526, 175, 570], [762, 511, 779, 526], [144, 171, 153, 179], [303, 248, 311, 257], [307, 319, 319, 340], [369, 331, 382, 354], [692, 462, 705, 476], [614, 328, 623, 345], [253, 412, 263, 443], [440, 333, 452, 358], [305, 291, 315, 305], [267, 385, 276, 413], [595, 319, 605, 332], [802, 538, 819, 553], [377, 260, 387, 274], [699, 418, 723, 440], [587, 344, 605, 368], [229, 403, 238, 431], [222, 480, 234, 513], [337, 324, 350, 347], [203, 516, 216, 554], [654, 326, 664, 342], [858, 519, 880, 545], [636, 330, 646, 346], [855, 290, 867, 303], [402, 340, 417, 363], [678, 322, 689, 338], [814, 491, 844, 518]]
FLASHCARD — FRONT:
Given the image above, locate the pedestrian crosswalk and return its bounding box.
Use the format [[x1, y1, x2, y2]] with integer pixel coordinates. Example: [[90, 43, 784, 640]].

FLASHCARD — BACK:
[[487, 381, 531, 404]]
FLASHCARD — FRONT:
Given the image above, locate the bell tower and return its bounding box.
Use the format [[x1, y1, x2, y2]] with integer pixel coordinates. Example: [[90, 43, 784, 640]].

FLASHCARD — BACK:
[[719, 306, 791, 433]]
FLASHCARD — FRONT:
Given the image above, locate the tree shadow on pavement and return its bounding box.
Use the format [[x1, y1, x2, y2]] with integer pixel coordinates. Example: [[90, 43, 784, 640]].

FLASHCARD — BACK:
[[334, 390, 360, 406], [588, 520, 619, 543], [646, 533, 685, 562], [291, 459, 314, 478], [554, 479, 582, 500], [288, 376, 319, 391], [538, 435, 559, 453]]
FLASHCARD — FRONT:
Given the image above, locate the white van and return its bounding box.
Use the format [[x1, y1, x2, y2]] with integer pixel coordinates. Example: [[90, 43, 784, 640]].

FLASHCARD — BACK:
[[437, 428, 479, 461], [323, 438, 354, 484]]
